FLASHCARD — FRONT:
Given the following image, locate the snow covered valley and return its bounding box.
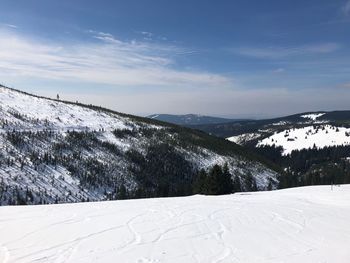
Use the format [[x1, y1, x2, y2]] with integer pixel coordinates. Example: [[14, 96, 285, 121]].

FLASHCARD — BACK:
[[0, 185, 349, 263]]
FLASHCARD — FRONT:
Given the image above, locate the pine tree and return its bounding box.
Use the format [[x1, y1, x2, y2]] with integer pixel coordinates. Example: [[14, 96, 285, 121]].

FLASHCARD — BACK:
[[193, 169, 208, 194], [220, 163, 233, 194], [117, 184, 127, 200], [207, 164, 222, 195], [232, 175, 242, 192]]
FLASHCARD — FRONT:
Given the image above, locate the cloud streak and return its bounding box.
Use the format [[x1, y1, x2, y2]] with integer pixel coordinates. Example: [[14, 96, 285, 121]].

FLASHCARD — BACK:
[[4, 24, 18, 29], [0, 30, 231, 88], [233, 43, 340, 59], [344, 0, 350, 15]]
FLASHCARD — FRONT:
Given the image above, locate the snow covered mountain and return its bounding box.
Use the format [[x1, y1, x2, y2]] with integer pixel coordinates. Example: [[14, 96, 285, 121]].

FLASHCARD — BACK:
[[1, 184, 349, 263], [191, 111, 350, 153], [193, 111, 350, 187], [147, 114, 242, 126], [0, 85, 278, 205], [256, 125, 350, 155]]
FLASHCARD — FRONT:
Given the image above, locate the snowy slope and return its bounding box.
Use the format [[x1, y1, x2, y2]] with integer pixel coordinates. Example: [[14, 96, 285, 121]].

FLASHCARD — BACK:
[[221, 110, 350, 155], [0, 185, 349, 263], [227, 133, 261, 145], [300, 113, 325, 121], [257, 125, 350, 155], [0, 85, 279, 205], [0, 86, 134, 132]]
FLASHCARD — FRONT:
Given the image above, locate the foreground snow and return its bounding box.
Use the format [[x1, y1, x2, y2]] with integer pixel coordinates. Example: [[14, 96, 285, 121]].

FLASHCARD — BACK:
[[0, 185, 349, 263]]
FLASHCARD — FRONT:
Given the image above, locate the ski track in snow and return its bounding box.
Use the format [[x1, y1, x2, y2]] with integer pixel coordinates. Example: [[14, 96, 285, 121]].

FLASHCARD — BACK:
[[0, 185, 349, 263]]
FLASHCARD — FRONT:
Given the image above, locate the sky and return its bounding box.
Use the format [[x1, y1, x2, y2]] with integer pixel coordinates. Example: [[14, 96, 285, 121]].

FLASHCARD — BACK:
[[0, 0, 350, 118]]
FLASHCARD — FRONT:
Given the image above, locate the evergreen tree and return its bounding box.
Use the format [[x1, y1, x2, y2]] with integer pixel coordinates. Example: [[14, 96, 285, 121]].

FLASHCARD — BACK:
[[207, 164, 223, 195], [232, 175, 242, 192], [117, 184, 128, 200], [193, 169, 208, 194], [220, 163, 234, 194]]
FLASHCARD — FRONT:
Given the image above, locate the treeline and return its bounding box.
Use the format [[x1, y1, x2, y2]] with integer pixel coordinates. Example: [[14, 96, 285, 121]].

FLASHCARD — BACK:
[[192, 164, 243, 195], [1, 128, 266, 205], [123, 144, 259, 199], [112, 162, 254, 200], [255, 145, 350, 188]]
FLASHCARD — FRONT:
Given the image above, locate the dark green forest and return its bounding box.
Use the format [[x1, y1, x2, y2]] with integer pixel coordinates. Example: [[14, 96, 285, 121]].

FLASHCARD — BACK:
[[255, 145, 350, 188]]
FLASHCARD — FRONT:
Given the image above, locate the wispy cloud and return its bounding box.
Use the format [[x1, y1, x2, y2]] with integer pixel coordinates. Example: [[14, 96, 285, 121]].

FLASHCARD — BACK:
[[91, 31, 123, 45], [233, 43, 340, 59], [341, 82, 350, 88], [136, 31, 168, 42], [273, 68, 285, 73], [0, 23, 18, 29], [344, 0, 350, 15], [140, 31, 154, 40], [0, 30, 231, 87]]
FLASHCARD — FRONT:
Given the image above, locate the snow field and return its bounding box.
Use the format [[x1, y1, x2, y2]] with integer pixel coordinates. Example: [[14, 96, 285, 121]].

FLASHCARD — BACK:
[[0, 185, 349, 263], [227, 133, 261, 145], [257, 125, 350, 155], [301, 113, 325, 121], [0, 86, 132, 132]]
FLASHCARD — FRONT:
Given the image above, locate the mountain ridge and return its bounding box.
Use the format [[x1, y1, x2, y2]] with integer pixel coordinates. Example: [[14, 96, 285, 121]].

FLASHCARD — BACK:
[[0, 84, 279, 205], [190, 110, 350, 138], [188, 110, 350, 188], [147, 113, 246, 126]]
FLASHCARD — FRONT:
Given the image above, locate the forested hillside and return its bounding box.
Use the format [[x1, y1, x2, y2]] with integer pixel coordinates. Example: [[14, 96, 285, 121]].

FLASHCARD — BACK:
[[0, 85, 279, 205]]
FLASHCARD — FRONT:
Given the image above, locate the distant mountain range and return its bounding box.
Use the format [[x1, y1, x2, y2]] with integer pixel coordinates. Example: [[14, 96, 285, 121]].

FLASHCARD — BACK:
[[190, 111, 350, 187], [190, 110, 350, 142], [147, 114, 245, 126]]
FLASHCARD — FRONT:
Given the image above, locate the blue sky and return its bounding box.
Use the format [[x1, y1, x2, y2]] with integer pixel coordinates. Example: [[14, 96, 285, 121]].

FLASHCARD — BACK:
[[0, 0, 350, 118]]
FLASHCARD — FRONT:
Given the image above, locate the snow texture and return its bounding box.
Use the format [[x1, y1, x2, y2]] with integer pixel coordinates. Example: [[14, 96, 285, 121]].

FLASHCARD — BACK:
[[0, 86, 133, 132], [227, 133, 261, 145], [0, 185, 349, 263], [300, 113, 325, 121], [271, 121, 289, 126], [257, 125, 350, 155]]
